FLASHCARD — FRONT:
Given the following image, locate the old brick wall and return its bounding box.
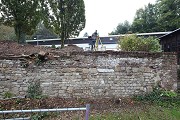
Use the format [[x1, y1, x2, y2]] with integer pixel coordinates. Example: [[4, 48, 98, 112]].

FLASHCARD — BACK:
[[0, 51, 177, 99]]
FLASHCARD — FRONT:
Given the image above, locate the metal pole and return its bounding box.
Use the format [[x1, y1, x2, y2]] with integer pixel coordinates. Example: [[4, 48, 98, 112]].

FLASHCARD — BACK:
[[85, 104, 90, 120], [0, 107, 87, 114], [37, 35, 40, 46], [5, 117, 30, 120]]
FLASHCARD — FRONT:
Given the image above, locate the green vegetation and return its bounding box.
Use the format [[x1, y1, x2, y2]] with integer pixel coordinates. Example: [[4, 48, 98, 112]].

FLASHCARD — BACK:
[[0, 0, 85, 46], [26, 81, 44, 99], [51, 44, 56, 49], [46, 0, 86, 48], [31, 112, 51, 120], [119, 35, 161, 52], [157, 0, 180, 31], [0, 25, 16, 41], [90, 106, 180, 120], [0, 0, 43, 43], [90, 87, 180, 120], [34, 57, 44, 66], [32, 22, 58, 40], [134, 87, 179, 106], [110, 0, 180, 34], [110, 20, 131, 35], [3, 91, 14, 99]]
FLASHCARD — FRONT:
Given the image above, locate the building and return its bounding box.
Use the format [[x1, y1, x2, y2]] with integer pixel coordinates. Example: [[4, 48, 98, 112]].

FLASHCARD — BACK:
[[26, 36, 119, 51], [159, 28, 180, 63], [26, 31, 170, 51]]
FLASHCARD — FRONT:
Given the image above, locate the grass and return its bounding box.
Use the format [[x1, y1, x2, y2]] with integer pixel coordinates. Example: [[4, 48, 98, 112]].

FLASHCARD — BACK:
[[0, 91, 179, 120], [1, 103, 179, 120], [89, 105, 180, 120]]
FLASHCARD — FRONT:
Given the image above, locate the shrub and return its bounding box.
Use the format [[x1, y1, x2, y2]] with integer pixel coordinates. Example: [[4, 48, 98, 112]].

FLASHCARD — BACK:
[[3, 91, 14, 99], [51, 44, 56, 49], [134, 87, 179, 107], [119, 35, 161, 52], [26, 81, 43, 99], [134, 87, 163, 102]]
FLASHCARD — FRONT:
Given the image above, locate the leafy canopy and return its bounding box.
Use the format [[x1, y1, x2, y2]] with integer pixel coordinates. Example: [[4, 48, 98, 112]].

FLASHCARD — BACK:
[[119, 35, 161, 52], [44, 0, 86, 48], [111, 0, 180, 34], [0, 0, 86, 46], [0, 0, 43, 43], [32, 22, 58, 40], [157, 0, 180, 31], [132, 3, 159, 33], [0, 25, 16, 41], [110, 20, 131, 35]]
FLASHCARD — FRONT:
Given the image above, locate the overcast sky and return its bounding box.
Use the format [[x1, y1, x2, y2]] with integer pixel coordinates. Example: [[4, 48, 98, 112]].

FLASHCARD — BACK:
[[79, 0, 157, 37]]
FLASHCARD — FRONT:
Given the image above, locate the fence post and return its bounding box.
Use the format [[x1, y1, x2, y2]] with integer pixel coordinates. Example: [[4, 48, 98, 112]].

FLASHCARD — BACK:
[[85, 104, 90, 120]]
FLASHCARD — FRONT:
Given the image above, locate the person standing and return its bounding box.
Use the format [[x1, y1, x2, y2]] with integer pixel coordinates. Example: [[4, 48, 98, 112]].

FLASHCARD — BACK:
[[91, 30, 98, 50]]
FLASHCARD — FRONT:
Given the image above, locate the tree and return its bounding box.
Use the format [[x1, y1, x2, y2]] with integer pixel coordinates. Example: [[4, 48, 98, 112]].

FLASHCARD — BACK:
[[131, 3, 159, 33], [32, 22, 58, 39], [110, 20, 131, 35], [0, 0, 43, 43], [0, 25, 16, 41], [46, 0, 86, 48], [131, 0, 180, 33], [83, 32, 89, 37], [157, 0, 180, 31], [119, 35, 161, 52], [110, 0, 179, 34]]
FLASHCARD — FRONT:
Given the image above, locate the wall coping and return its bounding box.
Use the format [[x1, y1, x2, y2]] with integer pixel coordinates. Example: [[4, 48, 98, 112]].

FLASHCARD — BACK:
[[0, 51, 177, 60]]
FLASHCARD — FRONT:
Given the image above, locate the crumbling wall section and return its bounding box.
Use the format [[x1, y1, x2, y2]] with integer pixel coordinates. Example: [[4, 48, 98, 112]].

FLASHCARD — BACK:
[[0, 51, 177, 98]]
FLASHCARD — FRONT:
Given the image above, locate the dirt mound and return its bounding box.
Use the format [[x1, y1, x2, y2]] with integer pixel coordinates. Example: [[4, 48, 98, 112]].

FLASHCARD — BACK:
[[62, 44, 84, 52], [0, 41, 84, 57]]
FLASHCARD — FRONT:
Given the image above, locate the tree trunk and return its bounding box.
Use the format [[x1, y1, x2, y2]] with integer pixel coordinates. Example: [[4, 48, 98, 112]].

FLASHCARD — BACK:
[[60, 21, 65, 48], [15, 24, 26, 44], [60, 13, 65, 48]]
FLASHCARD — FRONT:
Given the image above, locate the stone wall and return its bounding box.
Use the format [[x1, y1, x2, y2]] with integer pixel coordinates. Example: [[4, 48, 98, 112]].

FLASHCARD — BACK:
[[0, 51, 177, 99]]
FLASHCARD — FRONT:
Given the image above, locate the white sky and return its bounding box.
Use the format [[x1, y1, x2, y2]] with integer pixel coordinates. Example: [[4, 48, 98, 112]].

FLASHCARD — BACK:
[[79, 0, 157, 37]]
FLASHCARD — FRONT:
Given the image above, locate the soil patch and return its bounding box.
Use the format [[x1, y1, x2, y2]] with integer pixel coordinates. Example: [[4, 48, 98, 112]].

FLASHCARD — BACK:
[[0, 41, 84, 57]]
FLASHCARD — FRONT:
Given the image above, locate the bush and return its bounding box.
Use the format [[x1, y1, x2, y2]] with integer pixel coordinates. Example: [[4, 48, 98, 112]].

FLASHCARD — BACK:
[[134, 87, 163, 102], [134, 87, 179, 107], [119, 35, 161, 52], [26, 81, 43, 99], [51, 44, 56, 49]]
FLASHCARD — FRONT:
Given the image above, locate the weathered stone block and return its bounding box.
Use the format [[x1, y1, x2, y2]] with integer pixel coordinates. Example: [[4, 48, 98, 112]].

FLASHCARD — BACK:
[[115, 65, 121, 72], [82, 68, 89, 73], [89, 68, 97, 73], [97, 68, 114, 73]]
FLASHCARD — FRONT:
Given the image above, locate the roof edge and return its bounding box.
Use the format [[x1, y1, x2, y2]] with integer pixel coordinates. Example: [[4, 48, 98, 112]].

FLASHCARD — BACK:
[[159, 28, 180, 39]]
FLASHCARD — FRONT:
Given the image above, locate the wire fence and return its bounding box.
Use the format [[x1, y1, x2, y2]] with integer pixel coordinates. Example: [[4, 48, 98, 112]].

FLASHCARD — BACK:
[[0, 104, 90, 120]]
